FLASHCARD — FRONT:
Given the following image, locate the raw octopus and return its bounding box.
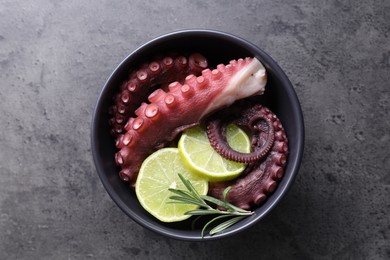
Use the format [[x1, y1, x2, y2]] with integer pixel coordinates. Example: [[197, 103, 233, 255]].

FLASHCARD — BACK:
[[109, 53, 208, 139], [206, 101, 288, 209], [114, 57, 267, 187]]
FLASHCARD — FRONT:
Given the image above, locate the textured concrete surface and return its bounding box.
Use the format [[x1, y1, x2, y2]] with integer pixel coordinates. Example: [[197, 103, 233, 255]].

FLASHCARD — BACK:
[[0, 0, 389, 259]]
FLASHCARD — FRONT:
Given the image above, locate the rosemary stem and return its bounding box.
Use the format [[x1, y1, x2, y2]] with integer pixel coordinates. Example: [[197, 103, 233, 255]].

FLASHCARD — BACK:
[[197, 209, 253, 216], [169, 173, 255, 237]]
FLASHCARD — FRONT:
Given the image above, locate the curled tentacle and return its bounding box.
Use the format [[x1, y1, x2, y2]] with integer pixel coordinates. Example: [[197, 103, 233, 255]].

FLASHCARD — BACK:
[[109, 53, 209, 138], [207, 102, 288, 210], [206, 102, 275, 163]]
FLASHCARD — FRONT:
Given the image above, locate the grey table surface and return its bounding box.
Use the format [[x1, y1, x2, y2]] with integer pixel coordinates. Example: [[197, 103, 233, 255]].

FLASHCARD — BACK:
[[1, 0, 389, 259]]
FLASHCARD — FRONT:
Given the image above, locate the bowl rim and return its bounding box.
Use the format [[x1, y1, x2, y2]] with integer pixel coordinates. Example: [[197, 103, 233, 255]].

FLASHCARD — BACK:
[[91, 29, 305, 241]]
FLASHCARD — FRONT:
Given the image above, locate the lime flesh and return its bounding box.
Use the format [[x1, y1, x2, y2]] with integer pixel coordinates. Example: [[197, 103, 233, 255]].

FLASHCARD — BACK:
[[135, 148, 208, 222]]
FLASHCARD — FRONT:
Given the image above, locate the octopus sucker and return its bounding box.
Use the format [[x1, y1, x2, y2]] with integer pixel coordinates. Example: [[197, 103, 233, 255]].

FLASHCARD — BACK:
[[132, 118, 144, 131], [149, 89, 169, 104], [184, 74, 198, 88], [168, 81, 182, 92], [115, 57, 267, 187], [211, 69, 222, 79], [136, 70, 148, 82], [164, 94, 176, 107], [109, 53, 209, 138], [175, 56, 187, 67], [127, 81, 138, 92], [145, 104, 160, 119], [148, 61, 161, 74], [189, 52, 208, 68], [122, 132, 133, 147]]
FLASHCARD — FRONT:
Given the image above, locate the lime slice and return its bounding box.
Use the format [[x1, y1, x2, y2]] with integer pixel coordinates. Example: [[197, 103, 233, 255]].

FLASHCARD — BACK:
[[178, 124, 250, 182], [135, 148, 208, 222]]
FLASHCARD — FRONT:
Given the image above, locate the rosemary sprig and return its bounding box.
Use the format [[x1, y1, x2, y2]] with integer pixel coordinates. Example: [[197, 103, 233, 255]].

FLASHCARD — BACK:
[[168, 173, 254, 237]]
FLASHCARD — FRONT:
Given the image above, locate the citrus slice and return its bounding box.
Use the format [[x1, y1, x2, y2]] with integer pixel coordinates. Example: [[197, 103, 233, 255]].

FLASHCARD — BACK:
[[178, 124, 251, 182], [135, 148, 208, 222]]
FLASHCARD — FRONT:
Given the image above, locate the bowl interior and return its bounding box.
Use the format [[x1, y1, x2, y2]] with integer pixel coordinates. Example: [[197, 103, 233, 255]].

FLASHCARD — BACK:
[[92, 30, 304, 240]]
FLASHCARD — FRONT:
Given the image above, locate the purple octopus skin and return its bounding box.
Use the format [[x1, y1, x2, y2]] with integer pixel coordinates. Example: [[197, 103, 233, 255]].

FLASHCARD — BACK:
[[206, 102, 288, 210], [206, 101, 275, 163], [109, 53, 208, 139], [115, 58, 267, 187]]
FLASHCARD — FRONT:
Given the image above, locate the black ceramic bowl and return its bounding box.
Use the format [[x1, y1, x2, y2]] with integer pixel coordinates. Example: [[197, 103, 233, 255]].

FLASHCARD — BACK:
[[91, 30, 304, 241]]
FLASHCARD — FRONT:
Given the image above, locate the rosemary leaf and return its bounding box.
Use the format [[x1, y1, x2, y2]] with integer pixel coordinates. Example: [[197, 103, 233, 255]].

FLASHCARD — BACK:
[[168, 196, 205, 207], [185, 209, 220, 216], [201, 215, 232, 238], [203, 190, 252, 214], [200, 194, 251, 214], [168, 188, 197, 200], [223, 202, 252, 214], [209, 216, 246, 236], [200, 195, 229, 208], [221, 186, 236, 211], [178, 174, 205, 204], [223, 186, 231, 203]]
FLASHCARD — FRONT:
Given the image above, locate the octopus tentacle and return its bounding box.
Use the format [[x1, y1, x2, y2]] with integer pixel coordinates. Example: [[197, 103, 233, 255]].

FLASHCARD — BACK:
[[206, 103, 275, 163], [109, 53, 208, 138], [115, 57, 267, 187], [207, 102, 288, 210]]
